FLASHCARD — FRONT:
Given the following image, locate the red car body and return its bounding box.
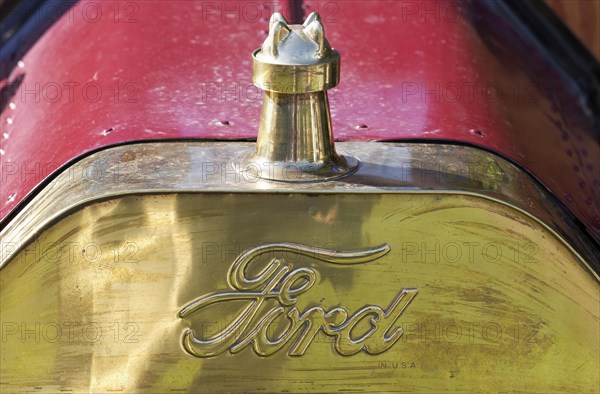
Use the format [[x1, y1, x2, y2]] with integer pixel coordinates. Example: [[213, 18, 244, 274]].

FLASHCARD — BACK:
[[1, 0, 598, 241]]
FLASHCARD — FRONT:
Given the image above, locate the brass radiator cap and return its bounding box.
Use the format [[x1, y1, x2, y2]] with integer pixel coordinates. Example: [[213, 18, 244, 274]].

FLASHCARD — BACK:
[[248, 12, 356, 182]]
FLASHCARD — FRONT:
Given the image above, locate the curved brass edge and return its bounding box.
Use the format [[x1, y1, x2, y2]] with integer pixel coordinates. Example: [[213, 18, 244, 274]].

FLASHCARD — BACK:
[[252, 48, 340, 93], [241, 148, 359, 183], [0, 142, 597, 279]]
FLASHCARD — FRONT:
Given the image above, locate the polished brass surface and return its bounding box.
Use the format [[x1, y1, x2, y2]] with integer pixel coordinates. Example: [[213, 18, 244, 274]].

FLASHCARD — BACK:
[[1, 191, 598, 392], [178, 242, 420, 358], [1, 141, 599, 392], [0, 142, 600, 279], [252, 13, 340, 93], [250, 13, 353, 181], [1, 142, 598, 275], [250, 91, 358, 181]]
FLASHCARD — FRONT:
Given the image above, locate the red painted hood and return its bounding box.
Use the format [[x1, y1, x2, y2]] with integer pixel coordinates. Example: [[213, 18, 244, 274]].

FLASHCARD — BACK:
[[1, 0, 598, 239]]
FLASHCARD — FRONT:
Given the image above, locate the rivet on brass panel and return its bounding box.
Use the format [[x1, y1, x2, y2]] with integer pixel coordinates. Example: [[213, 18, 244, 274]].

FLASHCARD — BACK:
[[247, 12, 358, 182]]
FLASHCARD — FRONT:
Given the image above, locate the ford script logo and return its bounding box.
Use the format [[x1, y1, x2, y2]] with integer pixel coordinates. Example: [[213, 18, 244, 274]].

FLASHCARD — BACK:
[[179, 243, 418, 357]]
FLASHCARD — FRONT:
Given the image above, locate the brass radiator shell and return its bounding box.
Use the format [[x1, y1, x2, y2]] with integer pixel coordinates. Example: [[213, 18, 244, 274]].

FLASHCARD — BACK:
[[1, 142, 598, 392]]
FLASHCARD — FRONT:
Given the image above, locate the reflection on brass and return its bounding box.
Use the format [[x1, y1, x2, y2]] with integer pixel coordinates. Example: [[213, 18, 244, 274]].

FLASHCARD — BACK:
[[0, 142, 598, 392], [179, 242, 418, 357], [1, 191, 598, 392], [249, 12, 357, 181], [1, 142, 597, 276]]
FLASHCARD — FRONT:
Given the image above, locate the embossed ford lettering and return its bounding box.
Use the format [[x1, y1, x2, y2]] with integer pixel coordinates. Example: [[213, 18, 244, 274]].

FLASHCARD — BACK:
[[179, 243, 418, 357]]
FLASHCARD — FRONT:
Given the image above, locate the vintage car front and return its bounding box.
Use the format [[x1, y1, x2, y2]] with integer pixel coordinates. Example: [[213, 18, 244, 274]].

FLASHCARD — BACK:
[[0, 0, 598, 392]]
